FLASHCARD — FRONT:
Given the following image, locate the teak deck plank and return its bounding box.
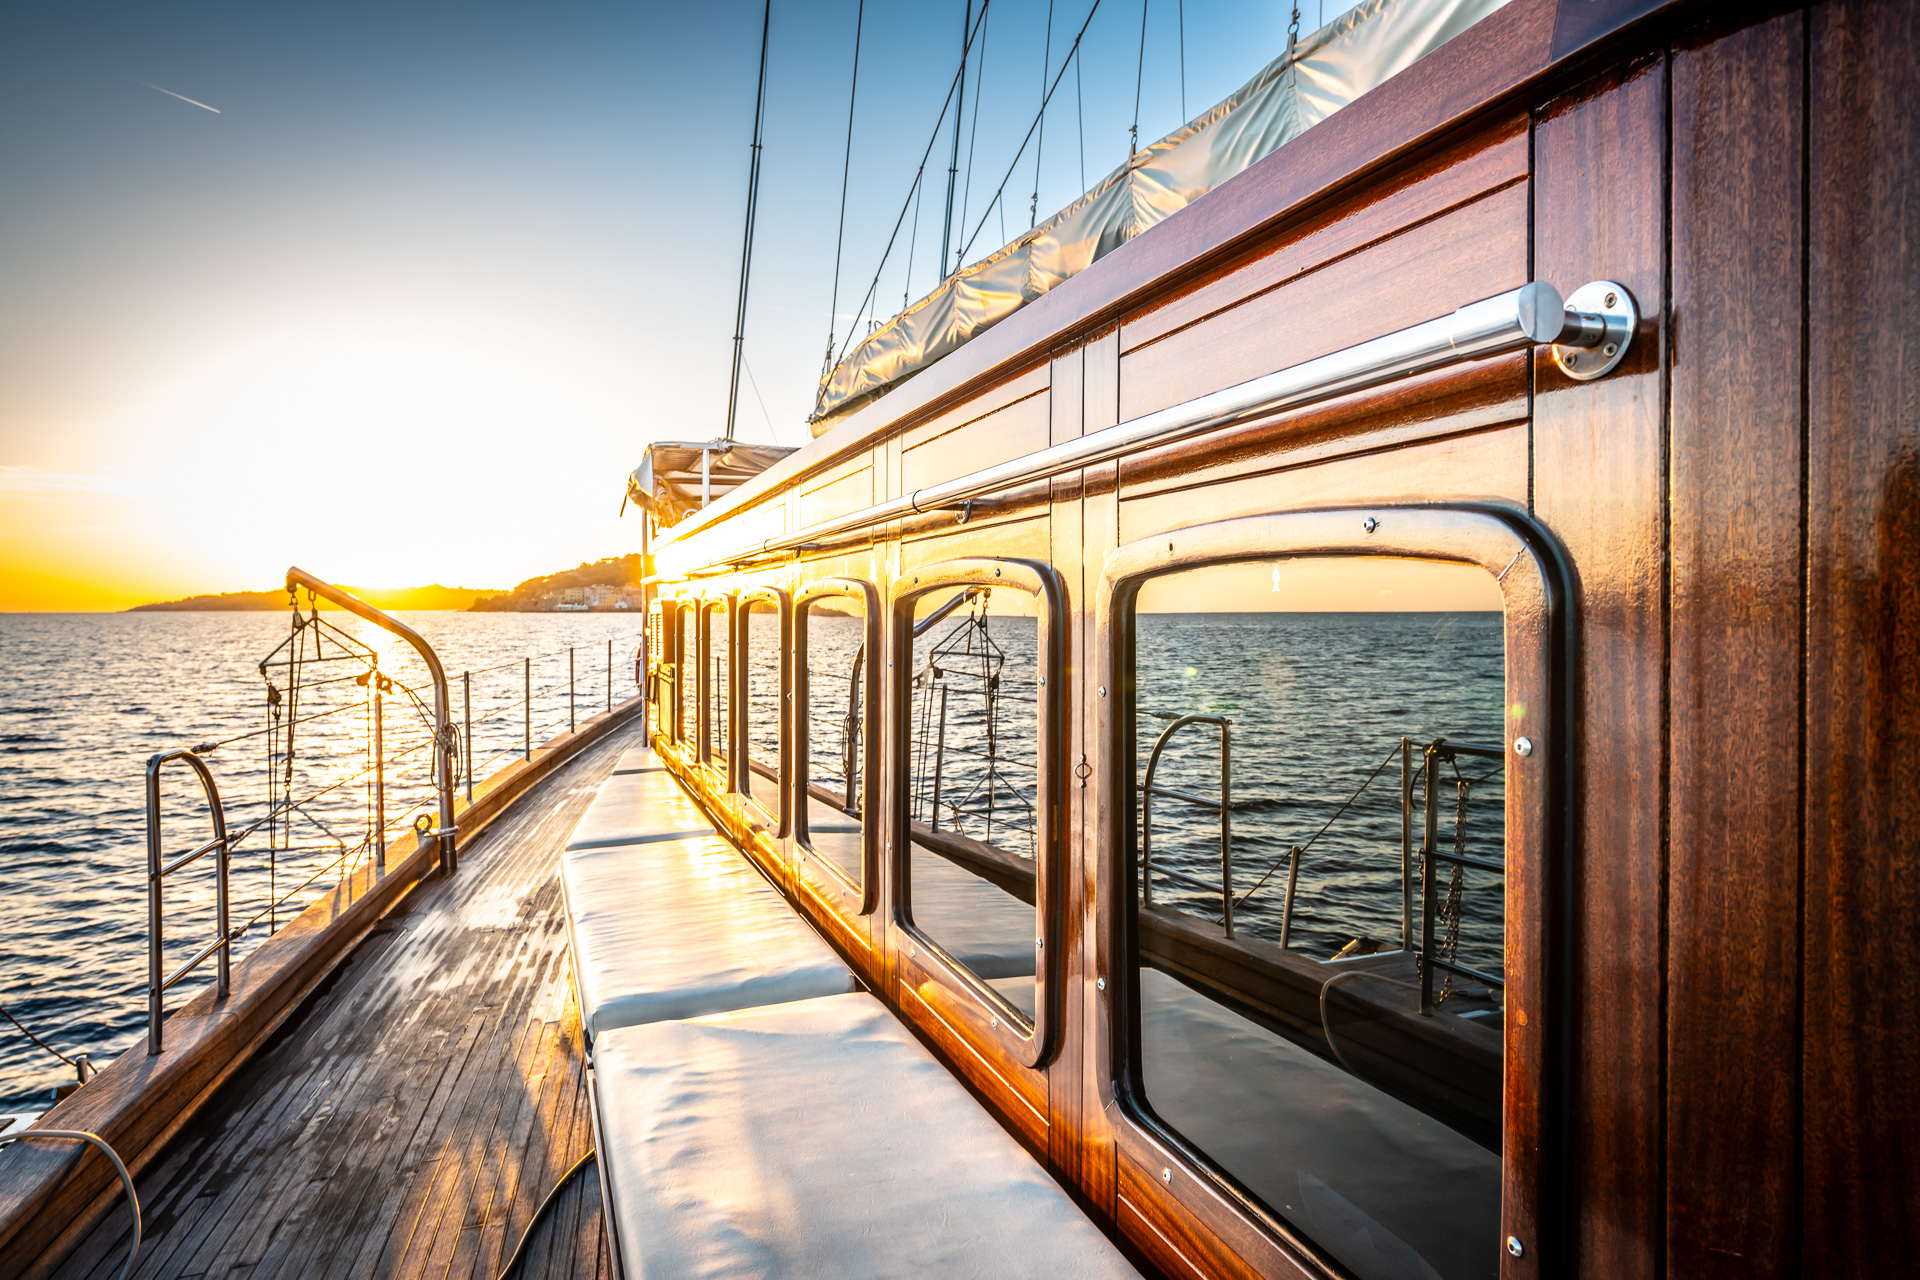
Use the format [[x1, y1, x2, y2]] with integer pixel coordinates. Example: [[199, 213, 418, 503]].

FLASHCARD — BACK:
[[44, 725, 639, 1280]]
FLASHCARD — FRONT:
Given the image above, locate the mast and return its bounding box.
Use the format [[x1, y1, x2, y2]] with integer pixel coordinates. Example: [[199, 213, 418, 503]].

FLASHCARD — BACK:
[[725, 0, 773, 442]]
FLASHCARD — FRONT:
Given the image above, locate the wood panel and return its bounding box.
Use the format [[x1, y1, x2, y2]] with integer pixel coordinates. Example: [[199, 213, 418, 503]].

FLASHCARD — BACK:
[[1803, 1, 1920, 1272], [1118, 422, 1531, 545], [1119, 183, 1530, 422], [1666, 13, 1805, 1280], [1530, 54, 1668, 1280], [1121, 117, 1528, 354], [901, 386, 1050, 494], [794, 461, 873, 530]]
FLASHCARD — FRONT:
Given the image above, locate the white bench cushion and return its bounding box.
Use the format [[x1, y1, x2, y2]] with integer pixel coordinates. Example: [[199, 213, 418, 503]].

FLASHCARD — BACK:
[[592, 993, 1140, 1280], [562, 835, 856, 1042], [567, 772, 712, 850]]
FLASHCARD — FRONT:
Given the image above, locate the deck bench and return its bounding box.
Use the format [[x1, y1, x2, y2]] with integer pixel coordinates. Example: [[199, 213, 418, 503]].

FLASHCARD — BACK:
[[560, 753, 856, 1043], [590, 992, 1141, 1279]]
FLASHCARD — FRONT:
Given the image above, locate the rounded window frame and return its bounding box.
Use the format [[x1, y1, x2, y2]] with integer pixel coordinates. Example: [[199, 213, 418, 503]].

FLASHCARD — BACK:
[[1097, 504, 1567, 1280], [735, 585, 792, 836], [696, 592, 735, 777], [889, 557, 1068, 1071], [794, 576, 883, 915]]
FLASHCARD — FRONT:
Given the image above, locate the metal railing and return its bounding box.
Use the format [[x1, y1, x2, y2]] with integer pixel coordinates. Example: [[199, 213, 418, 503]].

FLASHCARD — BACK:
[[1140, 714, 1237, 937], [1138, 729, 1507, 1012], [145, 750, 231, 1054]]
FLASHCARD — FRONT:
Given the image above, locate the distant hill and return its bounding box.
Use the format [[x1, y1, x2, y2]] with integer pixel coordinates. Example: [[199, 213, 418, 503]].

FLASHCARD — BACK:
[[468, 555, 645, 612], [130, 584, 501, 612]]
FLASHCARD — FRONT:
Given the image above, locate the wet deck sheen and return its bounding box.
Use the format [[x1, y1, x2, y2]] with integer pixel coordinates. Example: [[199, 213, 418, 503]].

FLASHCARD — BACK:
[[52, 723, 645, 1280]]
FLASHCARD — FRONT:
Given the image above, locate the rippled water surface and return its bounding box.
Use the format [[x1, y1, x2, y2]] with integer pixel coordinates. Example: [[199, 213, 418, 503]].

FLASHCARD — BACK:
[[1, 611, 647, 1110]]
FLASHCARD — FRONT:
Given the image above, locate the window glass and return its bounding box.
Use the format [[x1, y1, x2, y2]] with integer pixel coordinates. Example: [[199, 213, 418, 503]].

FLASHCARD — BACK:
[[1129, 556, 1507, 1280], [904, 586, 1041, 1021], [706, 603, 729, 765], [678, 604, 697, 744], [743, 600, 781, 809], [801, 594, 866, 887]]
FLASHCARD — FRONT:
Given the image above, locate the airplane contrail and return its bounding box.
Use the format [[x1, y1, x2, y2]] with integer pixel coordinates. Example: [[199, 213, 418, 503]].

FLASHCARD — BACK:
[[136, 81, 220, 113]]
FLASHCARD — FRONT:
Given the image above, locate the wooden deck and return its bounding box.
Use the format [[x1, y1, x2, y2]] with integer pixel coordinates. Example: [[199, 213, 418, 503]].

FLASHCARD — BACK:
[[48, 723, 646, 1280]]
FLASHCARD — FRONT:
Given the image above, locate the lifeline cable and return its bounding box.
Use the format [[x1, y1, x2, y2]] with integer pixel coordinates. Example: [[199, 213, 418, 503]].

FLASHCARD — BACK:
[[0, 1004, 88, 1081], [0, 1129, 140, 1280], [495, 1149, 597, 1280]]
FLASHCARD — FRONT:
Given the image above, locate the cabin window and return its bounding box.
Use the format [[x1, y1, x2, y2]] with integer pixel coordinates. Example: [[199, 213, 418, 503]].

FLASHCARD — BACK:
[[797, 589, 869, 894], [743, 596, 782, 812], [1125, 556, 1507, 1280], [646, 602, 668, 738], [902, 585, 1042, 1022], [677, 602, 697, 745], [705, 601, 730, 767]]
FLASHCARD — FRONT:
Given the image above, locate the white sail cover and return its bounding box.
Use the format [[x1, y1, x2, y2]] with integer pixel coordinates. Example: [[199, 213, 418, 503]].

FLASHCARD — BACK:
[[811, 0, 1511, 431]]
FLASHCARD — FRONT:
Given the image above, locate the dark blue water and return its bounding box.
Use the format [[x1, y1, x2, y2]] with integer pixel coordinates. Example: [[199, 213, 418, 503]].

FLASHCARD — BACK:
[[0, 611, 647, 1111]]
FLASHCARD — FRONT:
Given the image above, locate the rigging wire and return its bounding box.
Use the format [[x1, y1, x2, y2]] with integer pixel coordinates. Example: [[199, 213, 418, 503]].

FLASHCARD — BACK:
[[724, 0, 774, 443], [820, 0, 866, 382], [939, 0, 978, 282], [956, 0, 1105, 264], [1130, 0, 1148, 156], [1030, 0, 1055, 227], [826, 1, 991, 377], [956, 1, 992, 275]]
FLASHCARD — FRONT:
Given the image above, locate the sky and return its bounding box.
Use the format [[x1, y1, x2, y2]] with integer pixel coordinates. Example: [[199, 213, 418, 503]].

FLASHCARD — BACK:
[[0, 1, 1332, 611]]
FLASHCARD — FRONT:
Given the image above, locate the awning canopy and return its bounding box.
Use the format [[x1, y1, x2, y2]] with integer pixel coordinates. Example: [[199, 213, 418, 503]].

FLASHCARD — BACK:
[[626, 440, 797, 527], [810, 0, 1511, 432]]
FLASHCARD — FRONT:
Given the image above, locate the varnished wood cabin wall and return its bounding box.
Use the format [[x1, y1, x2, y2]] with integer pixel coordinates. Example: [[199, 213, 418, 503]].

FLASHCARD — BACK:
[[650, 3, 1917, 1277]]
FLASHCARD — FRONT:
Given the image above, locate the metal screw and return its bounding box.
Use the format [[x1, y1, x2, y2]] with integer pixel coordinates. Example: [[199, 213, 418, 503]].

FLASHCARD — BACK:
[[993, 567, 1002, 577], [1603, 342, 1619, 357], [1603, 291, 1618, 308], [1161, 1168, 1172, 1184], [1515, 736, 1534, 758], [1035, 937, 1044, 949], [1098, 686, 1107, 697], [1564, 352, 1580, 368], [1362, 517, 1378, 533], [909, 945, 916, 957], [1038, 676, 1046, 686], [1507, 1237, 1525, 1258], [1096, 976, 1106, 991], [990, 1016, 997, 1027]]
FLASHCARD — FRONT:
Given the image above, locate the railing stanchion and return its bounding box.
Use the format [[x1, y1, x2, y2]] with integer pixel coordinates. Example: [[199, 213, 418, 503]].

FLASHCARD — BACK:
[[524, 657, 532, 760], [146, 759, 164, 1054], [1420, 740, 1444, 1011], [463, 671, 473, 805], [569, 647, 576, 733], [607, 638, 612, 711], [1401, 736, 1413, 950], [1220, 721, 1234, 940], [374, 675, 386, 867]]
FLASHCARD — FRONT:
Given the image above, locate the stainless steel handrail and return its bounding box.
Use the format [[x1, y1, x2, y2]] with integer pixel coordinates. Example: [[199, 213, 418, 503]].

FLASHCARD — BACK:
[[671, 281, 1610, 566], [146, 748, 230, 1055], [1140, 714, 1233, 937], [286, 567, 458, 875]]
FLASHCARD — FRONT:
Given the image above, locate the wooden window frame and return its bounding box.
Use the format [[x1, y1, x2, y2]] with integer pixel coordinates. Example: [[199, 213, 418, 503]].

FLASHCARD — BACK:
[[736, 586, 791, 836], [1097, 505, 1567, 1280], [794, 576, 882, 916], [645, 599, 670, 741], [889, 557, 1068, 1071], [697, 594, 734, 776], [675, 597, 699, 748]]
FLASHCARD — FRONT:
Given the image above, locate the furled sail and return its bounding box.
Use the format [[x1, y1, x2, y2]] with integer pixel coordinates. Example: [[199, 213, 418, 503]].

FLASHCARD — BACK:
[[810, 0, 1511, 432], [627, 440, 797, 525]]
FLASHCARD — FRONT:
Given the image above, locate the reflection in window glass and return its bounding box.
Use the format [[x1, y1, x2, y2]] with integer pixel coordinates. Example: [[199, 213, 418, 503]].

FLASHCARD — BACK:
[[1130, 557, 1507, 1280], [678, 605, 697, 744], [706, 604, 729, 765], [743, 602, 781, 808], [904, 587, 1041, 1021], [802, 596, 866, 888]]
